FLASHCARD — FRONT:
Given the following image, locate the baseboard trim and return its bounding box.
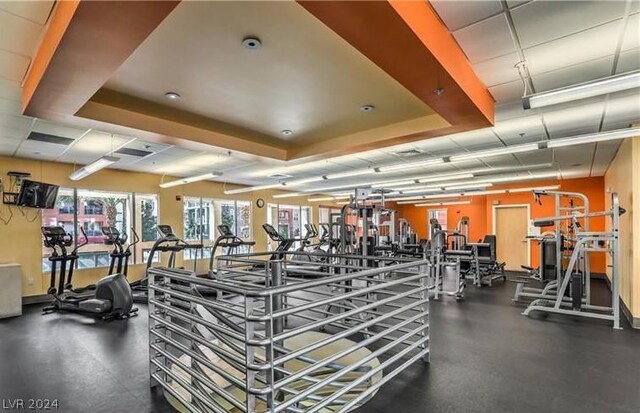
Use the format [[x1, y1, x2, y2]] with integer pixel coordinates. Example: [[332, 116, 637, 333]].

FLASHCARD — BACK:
[[22, 295, 51, 305]]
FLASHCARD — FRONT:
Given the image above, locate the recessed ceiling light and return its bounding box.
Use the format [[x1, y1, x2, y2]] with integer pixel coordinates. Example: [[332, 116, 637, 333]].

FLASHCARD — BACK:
[[433, 88, 444, 96], [164, 92, 181, 100], [242, 37, 262, 49], [281, 129, 294, 136], [360, 104, 375, 112]]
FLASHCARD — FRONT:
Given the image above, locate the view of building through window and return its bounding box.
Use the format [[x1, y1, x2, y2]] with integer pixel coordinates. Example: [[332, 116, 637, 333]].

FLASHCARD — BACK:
[[183, 198, 252, 259], [267, 204, 312, 250], [42, 189, 159, 271]]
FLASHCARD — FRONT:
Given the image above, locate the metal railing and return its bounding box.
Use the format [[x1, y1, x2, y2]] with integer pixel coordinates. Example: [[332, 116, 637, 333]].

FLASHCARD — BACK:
[[149, 252, 430, 412]]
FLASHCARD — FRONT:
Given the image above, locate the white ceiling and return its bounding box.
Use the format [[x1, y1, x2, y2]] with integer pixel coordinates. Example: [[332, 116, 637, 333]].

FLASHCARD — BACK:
[[0, 0, 638, 194]]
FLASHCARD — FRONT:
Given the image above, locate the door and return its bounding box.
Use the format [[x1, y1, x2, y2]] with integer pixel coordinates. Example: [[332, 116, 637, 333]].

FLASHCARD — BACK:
[[494, 206, 529, 271]]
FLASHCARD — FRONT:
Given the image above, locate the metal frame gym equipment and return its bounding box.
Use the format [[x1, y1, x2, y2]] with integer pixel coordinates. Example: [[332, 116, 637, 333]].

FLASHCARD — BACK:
[[522, 192, 624, 329], [513, 190, 590, 303], [148, 251, 430, 412]]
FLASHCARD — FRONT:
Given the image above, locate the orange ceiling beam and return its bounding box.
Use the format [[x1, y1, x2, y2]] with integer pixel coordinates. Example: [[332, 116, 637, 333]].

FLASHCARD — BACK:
[[22, 0, 180, 119], [297, 0, 494, 129]]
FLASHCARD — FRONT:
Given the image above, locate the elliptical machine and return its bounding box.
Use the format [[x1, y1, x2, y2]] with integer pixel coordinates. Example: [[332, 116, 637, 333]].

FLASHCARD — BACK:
[[102, 226, 147, 303], [42, 226, 137, 319]]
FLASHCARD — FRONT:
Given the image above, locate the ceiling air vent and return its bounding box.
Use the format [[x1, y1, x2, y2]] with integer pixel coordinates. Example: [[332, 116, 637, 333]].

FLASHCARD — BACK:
[[114, 147, 153, 157], [395, 149, 423, 157], [26, 132, 74, 145], [268, 173, 293, 179]]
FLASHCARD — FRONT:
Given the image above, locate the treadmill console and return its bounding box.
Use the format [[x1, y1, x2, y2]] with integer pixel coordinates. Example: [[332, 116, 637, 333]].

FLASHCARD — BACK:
[[157, 225, 175, 237], [217, 225, 234, 237]]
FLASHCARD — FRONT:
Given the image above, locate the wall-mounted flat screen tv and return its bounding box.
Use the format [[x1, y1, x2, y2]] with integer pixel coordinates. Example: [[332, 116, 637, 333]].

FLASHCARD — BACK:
[[16, 180, 59, 209]]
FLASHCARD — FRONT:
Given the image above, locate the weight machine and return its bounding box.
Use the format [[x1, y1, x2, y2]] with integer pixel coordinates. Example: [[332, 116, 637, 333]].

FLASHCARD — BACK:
[[521, 191, 624, 329]]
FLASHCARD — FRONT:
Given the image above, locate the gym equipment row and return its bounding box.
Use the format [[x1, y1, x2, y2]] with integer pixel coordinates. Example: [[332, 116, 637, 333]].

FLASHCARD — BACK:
[[148, 251, 430, 413]]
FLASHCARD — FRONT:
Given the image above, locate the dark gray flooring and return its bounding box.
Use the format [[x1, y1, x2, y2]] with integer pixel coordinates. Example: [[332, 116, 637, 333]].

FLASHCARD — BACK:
[[1, 279, 638, 413]]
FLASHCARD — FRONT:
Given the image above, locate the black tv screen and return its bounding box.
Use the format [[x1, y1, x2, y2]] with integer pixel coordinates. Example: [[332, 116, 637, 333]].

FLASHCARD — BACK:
[[16, 180, 59, 209]]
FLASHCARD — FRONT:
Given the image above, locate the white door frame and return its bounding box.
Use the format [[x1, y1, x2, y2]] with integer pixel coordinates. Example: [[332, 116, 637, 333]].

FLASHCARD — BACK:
[[492, 204, 531, 267]]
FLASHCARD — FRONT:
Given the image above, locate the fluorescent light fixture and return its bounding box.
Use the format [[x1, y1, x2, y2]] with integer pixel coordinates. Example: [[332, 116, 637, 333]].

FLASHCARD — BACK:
[[285, 177, 326, 185], [392, 193, 464, 203], [69, 156, 119, 181], [377, 158, 443, 172], [160, 171, 222, 188], [445, 183, 492, 191], [450, 144, 539, 162], [371, 180, 417, 188], [418, 173, 475, 184], [507, 185, 560, 193], [224, 183, 282, 195], [546, 128, 640, 149], [414, 200, 472, 207], [325, 169, 373, 179], [523, 70, 640, 109], [308, 195, 350, 202], [272, 192, 304, 199]]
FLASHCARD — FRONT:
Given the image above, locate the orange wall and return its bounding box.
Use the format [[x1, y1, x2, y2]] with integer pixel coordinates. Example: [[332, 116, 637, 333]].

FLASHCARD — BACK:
[[399, 177, 607, 273]]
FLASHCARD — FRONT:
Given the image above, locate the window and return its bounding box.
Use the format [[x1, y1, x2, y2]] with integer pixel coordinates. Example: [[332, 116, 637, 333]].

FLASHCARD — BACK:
[[134, 194, 159, 264], [42, 188, 75, 271], [184, 198, 252, 259], [267, 204, 313, 250], [76, 190, 130, 269], [42, 189, 152, 272]]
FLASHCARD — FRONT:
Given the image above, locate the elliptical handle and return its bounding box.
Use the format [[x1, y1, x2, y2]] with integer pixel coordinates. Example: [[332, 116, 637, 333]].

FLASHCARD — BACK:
[[129, 226, 141, 250], [74, 227, 89, 252]]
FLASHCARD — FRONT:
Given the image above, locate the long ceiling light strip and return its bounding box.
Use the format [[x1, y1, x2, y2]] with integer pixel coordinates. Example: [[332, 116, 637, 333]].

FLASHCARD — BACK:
[[523, 70, 640, 110], [69, 156, 119, 181], [272, 192, 304, 199], [159, 171, 223, 188], [448, 143, 539, 162], [313, 164, 552, 193], [414, 200, 472, 207], [546, 128, 640, 148], [224, 128, 637, 195], [401, 185, 561, 205]]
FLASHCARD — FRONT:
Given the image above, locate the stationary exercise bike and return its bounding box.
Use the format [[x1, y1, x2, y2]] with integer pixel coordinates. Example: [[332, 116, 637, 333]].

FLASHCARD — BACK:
[[42, 226, 137, 319]]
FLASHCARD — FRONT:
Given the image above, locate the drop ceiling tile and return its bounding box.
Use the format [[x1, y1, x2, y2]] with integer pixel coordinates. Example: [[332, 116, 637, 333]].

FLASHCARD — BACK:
[[0, 126, 28, 141], [591, 140, 622, 175], [482, 154, 525, 168], [429, 0, 502, 31], [453, 13, 516, 63], [602, 91, 640, 126], [532, 55, 614, 92], [0, 78, 21, 101], [16, 140, 68, 159], [472, 52, 522, 87], [621, 12, 640, 51], [414, 137, 460, 152], [488, 80, 526, 104], [507, 0, 530, 8], [0, 96, 21, 116], [512, 1, 626, 49], [59, 131, 132, 161], [493, 115, 545, 142], [0, 49, 30, 82], [495, 101, 530, 121], [523, 20, 621, 75], [543, 100, 605, 137], [0, 1, 53, 25], [448, 128, 499, 147], [124, 140, 172, 154], [32, 120, 87, 140], [0, 9, 44, 56], [0, 113, 32, 131], [553, 143, 597, 166], [616, 47, 640, 73], [515, 148, 553, 165]]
